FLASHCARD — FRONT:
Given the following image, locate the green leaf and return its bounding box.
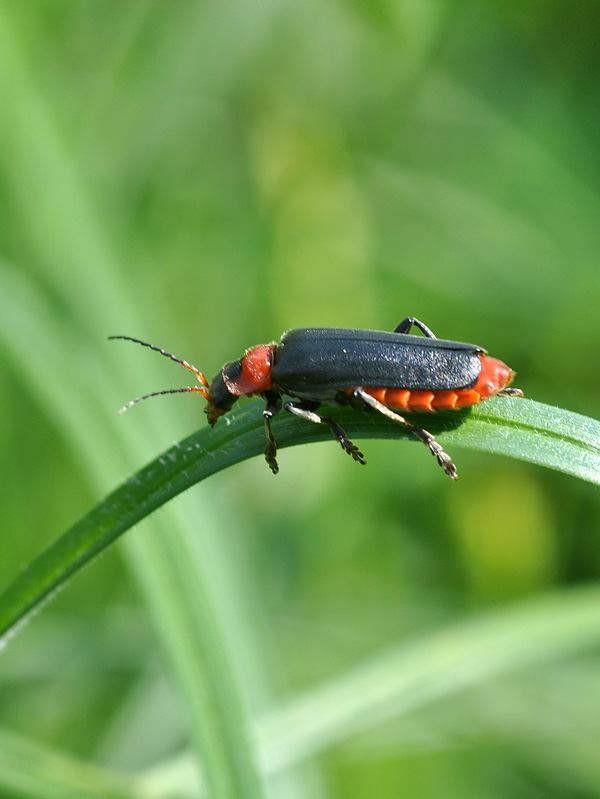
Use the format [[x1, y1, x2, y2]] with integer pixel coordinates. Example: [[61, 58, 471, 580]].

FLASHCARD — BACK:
[[1, 396, 599, 645], [449, 395, 600, 481]]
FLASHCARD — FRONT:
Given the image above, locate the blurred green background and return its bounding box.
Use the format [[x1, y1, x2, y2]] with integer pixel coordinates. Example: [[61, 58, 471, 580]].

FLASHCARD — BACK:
[[1, 1, 600, 797]]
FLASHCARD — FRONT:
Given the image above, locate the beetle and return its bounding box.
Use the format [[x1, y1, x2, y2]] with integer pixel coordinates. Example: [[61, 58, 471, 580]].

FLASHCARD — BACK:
[[110, 317, 523, 480]]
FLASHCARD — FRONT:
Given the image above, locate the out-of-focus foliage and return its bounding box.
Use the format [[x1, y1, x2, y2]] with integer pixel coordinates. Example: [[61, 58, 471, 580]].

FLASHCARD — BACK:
[[1, 1, 599, 797]]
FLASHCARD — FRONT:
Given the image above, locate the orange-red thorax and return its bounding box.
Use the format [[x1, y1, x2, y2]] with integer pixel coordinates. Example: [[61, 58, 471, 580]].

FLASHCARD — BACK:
[[224, 344, 275, 396]]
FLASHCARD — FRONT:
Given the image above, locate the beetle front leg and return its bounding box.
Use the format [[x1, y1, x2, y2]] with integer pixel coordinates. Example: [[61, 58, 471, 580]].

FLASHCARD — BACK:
[[393, 317, 437, 338], [354, 387, 458, 480], [283, 401, 366, 465], [263, 394, 283, 474]]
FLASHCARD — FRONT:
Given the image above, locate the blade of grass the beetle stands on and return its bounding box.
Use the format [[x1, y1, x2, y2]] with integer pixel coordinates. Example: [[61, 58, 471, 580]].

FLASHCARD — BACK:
[[0, 396, 599, 643]]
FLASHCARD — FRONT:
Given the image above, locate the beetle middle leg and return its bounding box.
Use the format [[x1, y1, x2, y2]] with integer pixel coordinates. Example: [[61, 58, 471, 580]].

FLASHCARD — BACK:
[[283, 401, 366, 465], [353, 387, 458, 480]]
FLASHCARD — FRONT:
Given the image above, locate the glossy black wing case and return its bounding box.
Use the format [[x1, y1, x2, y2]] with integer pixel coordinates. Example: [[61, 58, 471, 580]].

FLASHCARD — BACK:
[[272, 328, 485, 393]]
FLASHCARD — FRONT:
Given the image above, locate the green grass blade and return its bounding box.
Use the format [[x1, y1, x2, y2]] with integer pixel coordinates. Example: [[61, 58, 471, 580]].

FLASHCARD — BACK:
[[5, 584, 599, 798], [148, 584, 600, 791], [0, 267, 267, 799], [1, 396, 598, 645], [454, 395, 600, 481], [0, 728, 139, 799], [257, 584, 600, 767]]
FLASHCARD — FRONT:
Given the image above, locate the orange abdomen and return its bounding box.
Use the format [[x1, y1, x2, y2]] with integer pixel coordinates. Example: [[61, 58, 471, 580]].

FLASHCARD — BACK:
[[359, 354, 514, 412]]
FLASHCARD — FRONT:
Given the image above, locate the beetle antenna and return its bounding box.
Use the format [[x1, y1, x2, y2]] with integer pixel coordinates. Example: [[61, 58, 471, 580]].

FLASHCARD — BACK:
[[109, 335, 210, 411], [116, 387, 208, 414]]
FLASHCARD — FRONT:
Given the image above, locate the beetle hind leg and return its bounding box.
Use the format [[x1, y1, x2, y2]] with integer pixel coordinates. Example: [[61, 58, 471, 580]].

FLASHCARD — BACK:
[[283, 401, 366, 465], [354, 387, 458, 480], [393, 317, 437, 338]]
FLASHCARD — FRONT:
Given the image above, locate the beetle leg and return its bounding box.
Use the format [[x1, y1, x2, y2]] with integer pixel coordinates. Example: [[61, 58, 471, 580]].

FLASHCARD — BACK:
[[393, 317, 437, 338], [263, 394, 282, 474], [354, 387, 458, 480], [283, 401, 366, 465], [498, 387, 524, 397]]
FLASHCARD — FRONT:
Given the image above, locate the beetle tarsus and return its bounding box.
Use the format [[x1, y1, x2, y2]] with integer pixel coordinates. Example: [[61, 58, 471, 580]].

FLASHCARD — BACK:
[[410, 425, 458, 480], [264, 442, 279, 474], [283, 401, 366, 466], [498, 387, 524, 397], [263, 405, 280, 474], [435, 448, 458, 480], [441, 457, 459, 480], [328, 419, 366, 464]]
